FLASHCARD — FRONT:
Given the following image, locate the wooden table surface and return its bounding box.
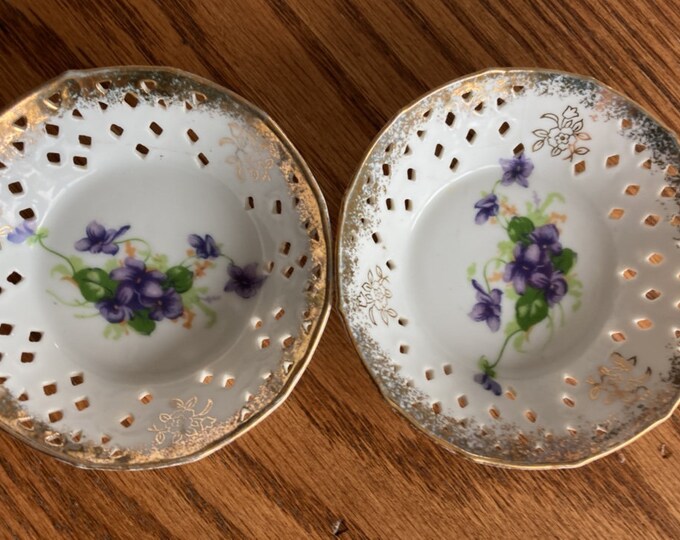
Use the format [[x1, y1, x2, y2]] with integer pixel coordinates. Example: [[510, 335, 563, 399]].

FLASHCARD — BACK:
[[1, 1, 679, 538]]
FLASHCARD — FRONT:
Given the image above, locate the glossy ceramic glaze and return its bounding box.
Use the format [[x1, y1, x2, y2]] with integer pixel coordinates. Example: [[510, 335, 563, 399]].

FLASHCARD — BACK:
[[0, 67, 331, 469], [338, 69, 680, 468]]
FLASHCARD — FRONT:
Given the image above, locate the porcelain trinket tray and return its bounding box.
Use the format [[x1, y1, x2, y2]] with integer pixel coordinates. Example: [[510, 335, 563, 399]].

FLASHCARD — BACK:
[[0, 67, 331, 469], [338, 69, 680, 468]]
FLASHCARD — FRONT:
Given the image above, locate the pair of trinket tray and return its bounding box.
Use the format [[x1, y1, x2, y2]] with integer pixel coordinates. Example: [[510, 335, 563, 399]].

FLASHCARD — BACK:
[[0, 67, 677, 469]]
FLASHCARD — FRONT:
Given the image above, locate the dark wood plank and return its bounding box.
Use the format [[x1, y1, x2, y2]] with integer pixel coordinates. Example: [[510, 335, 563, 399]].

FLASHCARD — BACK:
[[0, 0, 679, 537]]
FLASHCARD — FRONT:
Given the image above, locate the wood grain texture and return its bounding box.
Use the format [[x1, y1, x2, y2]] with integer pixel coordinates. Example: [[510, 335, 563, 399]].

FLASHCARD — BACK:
[[0, 0, 679, 537]]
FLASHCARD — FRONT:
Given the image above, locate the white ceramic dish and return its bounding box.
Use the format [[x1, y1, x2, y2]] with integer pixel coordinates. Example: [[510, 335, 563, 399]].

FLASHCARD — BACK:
[[0, 67, 331, 469], [338, 69, 680, 468]]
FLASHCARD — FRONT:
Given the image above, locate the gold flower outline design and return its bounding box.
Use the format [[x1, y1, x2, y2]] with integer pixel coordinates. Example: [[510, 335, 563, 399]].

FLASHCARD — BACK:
[[219, 122, 275, 181], [357, 265, 398, 325], [532, 105, 591, 161], [587, 352, 652, 405], [148, 397, 217, 446]]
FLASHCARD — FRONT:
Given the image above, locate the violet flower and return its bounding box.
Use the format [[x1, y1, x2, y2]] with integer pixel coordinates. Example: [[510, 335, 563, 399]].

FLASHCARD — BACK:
[[474, 373, 502, 396], [7, 221, 36, 244], [503, 243, 548, 295], [529, 267, 568, 307], [474, 193, 499, 224], [95, 286, 135, 323], [499, 153, 534, 188], [224, 263, 267, 299], [188, 234, 220, 259], [468, 279, 503, 332], [75, 221, 130, 255], [529, 224, 562, 255], [110, 257, 166, 308], [148, 288, 184, 321]]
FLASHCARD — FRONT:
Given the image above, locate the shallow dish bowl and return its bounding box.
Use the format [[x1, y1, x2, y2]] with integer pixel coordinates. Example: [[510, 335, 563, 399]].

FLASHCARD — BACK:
[[338, 68, 680, 468], [0, 67, 331, 469]]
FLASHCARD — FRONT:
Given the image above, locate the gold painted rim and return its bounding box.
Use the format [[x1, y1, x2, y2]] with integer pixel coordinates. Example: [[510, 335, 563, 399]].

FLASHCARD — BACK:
[[337, 67, 680, 470], [0, 66, 333, 470]]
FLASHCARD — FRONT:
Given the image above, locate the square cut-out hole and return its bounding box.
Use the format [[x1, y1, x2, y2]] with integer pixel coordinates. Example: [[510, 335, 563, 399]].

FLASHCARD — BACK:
[[606, 155, 620, 168], [45, 123, 59, 136], [661, 186, 676, 198], [622, 268, 637, 280], [120, 415, 134, 428], [399, 344, 409, 354], [139, 393, 153, 404], [201, 373, 213, 384], [445, 112, 455, 126], [19, 208, 35, 220], [513, 143, 525, 155], [78, 135, 92, 146], [457, 395, 468, 408], [73, 156, 87, 168], [645, 289, 661, 300], [7, 271, 22, 284], [48, 410, 63, 423], [382, 163, 390, 176], [259, 337, 271, 349], [621, 118, 632, 129], [135, 144, 149, 157], [498, 121, 510, 135], [43, 383, 57, 396], [280, 242, 291, 255], [608, 208, 624, 220], [407, 168, 415, 181], [149, 122, 163, 136], [282, 266, 294, 279], [641, 158, 652, 169], [224, 377, 236, 389], [432, 402, 442, 414], [443, 364, 453, 375], [625, 184, 639, 196], [398, 317, 408, 326], [671, 215, 680, 227], [21, 352, 34, 363], [425, 369, 434, 381], [667, 164, 679, 176], [611, 331, 626, 342], [644, 214, 660, 227], [123, 92, 139, 107], [187, 128, 199, 142], [465, 129, 476, 143], [46, 152, 61, 164], [636, 318, 653, 329], [385, 198, 393, 210], [0, 324, 13, 335], [70, 373, 84, 386], [75, 398, 89, 411], [574, 160, 586, 175], [110, 124, 124, 137], [416, 130, 425, 139], [101, 435, 111, 444], [404, 199, 413, 211], [282, 336, 295, 349], [647, 253, 664, 265], [8, 181, 24, 195]]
